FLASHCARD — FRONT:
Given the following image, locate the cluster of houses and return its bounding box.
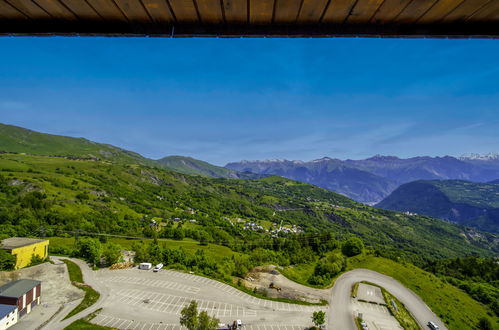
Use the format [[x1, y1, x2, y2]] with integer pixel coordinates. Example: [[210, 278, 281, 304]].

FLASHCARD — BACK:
[[243, 222, 265, 232], [0, 238, 48, 330], [241, 220, 303, 237]]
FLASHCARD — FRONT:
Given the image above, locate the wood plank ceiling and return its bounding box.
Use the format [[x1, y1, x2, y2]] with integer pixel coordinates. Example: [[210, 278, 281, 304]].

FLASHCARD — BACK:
[[0, 0, 498, 37]]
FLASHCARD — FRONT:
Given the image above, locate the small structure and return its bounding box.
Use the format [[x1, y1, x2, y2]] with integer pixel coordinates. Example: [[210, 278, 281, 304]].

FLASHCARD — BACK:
[[0, 238, 49, 269], [0, 279, 41, 318], [139, 263, 152, 270], [0, 304, 18, 330]]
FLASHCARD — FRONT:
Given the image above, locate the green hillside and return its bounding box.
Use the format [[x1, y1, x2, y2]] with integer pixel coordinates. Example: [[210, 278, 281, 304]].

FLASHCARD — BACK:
[[377, 180, 499, 234], [0, 123, 159, 168], [0, 153, 496, 264], [157, 155, 261, 179]]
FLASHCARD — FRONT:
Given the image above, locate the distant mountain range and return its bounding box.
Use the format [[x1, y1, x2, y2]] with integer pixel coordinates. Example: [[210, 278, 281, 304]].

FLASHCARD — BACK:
[[156, 156, 263, 179], [226, 156, 499, 203], [377, 180, 499, 234], [4, 122, 499, 235]]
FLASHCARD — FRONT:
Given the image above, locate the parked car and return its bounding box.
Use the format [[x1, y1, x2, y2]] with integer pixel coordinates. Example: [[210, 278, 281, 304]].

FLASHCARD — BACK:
[[153, 263, 164, 272], [428, 321, 440, 330]]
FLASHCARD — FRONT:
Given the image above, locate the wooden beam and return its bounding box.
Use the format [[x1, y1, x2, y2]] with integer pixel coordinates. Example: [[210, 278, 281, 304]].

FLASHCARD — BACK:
[[0, 0, 28, 19], [86, 0, 128, 21], [196, 0, 224, 23], [347, 0, 385, 23], [467, 0, 499, 21], [168, 0, 199, 22], [142, 0, 174, 23], [274, 0, 301, 23], [59, 0, 102, 20], [441, 0, 490, 23], [371, 0, 412, 24], [249, 0, 274, 24], [417, 0, 466, 23], [396, 0, 439, 24], [222, 0, 246, 23], [297, 0, 328, 23], [32, 0, 77, 20], [322, 0, 358, 24], [5, 0, 52, 19], [113, 0, 152, 22]]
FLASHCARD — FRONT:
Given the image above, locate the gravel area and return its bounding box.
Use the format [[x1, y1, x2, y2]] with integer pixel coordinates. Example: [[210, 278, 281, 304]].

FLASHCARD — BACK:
[[0, 261, 84, 330]]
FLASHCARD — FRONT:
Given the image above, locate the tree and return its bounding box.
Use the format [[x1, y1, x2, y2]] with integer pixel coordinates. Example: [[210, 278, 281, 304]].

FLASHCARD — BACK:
[[180, 300, 199, 330], [341, 237, 364, 257], [0, 249, 16, 271], [102, 242, 122, 266], [478, 317, 493, 330], [197, 310, 219, 330], [312, 310, 326, 328], [73, 237, 102, 266], [180, 300, 219, 330]]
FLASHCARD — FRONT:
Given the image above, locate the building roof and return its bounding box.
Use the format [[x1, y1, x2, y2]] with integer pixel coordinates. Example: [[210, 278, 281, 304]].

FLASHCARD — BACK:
[[0, 279, 41, 299], [0, 304, 16, 319], [0, 237, 48, 250], [0, 0, 497, 38]]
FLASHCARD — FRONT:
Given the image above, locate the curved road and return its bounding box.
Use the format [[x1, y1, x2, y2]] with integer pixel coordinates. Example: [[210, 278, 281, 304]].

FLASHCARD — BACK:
[[328, 268, 447, 330], [43, 259, 446, 330], [43, 257, 112, 330]]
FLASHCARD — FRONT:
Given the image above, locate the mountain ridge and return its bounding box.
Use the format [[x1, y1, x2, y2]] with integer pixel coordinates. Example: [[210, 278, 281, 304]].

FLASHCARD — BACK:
[[376, 179, 499, 234], [226, 156, 499, 203], [0, 123, 258, 180]]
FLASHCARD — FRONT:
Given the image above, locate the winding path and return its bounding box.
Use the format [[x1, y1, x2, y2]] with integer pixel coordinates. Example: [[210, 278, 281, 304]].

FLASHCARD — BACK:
[[43, 257, 111, 330], [327, 268, 448, 330], [42, 258, 446, 330]]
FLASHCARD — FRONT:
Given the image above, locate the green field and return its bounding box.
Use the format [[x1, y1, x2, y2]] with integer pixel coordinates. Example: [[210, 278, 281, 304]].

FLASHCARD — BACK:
[[64, 319, 114, 330], [49, 236, 236, 262]]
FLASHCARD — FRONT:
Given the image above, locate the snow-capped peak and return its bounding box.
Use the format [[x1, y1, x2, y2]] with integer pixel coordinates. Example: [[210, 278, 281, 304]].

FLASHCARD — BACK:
[[312, 157, 334, 162], [459, 153, 499, 161]]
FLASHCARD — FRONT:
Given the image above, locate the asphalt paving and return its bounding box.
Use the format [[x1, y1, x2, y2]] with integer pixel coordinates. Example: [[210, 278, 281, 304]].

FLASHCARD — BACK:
[[40, 259, 447, 330], [328, 268, 448, 330]]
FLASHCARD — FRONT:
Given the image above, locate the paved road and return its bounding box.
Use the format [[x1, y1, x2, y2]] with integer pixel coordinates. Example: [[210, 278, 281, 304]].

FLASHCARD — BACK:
[[43, 257, 112, 330], [42, 259, 446, 330], [327, 268, 448, 330]]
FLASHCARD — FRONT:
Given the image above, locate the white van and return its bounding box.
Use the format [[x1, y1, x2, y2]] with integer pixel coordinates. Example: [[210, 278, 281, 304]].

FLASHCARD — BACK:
[[153, 263, 164, 272], [139, 262, 152, 270]]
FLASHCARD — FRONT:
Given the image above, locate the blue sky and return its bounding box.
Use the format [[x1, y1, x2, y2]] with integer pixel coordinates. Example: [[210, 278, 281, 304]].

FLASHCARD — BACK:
[[0, 37, 498, 165]]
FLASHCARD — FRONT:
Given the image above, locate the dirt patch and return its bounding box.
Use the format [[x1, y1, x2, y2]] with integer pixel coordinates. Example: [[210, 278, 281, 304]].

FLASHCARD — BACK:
[[243, 265, 330, 304], [0, 261, 84, 330]]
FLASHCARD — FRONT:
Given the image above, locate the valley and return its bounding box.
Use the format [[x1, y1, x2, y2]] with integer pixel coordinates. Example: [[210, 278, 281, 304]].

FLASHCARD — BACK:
[[0, 124, 498, 330]]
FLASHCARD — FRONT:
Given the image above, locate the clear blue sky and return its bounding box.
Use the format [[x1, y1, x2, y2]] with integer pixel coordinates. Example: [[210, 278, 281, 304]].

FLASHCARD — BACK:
[[0, 37, 498, 165]]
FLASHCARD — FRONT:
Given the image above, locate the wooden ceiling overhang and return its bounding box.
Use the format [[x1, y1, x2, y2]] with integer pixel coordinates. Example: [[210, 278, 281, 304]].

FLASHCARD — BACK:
[[0, 0, 498, 38]]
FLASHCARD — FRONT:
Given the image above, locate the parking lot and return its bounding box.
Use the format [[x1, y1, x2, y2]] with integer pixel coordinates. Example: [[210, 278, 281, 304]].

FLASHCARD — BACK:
[[353, 284, 402, 330], [356, 283, 385, 305], [88, 267, 326, 329]]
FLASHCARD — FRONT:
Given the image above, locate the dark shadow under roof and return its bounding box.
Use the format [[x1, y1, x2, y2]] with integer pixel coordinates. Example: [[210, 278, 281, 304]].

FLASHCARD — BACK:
[[0, 0, 498, 38]]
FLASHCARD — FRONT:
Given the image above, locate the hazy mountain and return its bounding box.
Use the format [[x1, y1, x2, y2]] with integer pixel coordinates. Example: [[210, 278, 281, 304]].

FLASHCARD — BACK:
[[156, 156, 263, 179], [226, 155, 499, 204], [377, 180, 499, 234], [225, 158, 398, 203]]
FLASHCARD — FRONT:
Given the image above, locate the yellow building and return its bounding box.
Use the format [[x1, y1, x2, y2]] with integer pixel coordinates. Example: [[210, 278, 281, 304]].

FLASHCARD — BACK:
[[0, 238, 49, 270]]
